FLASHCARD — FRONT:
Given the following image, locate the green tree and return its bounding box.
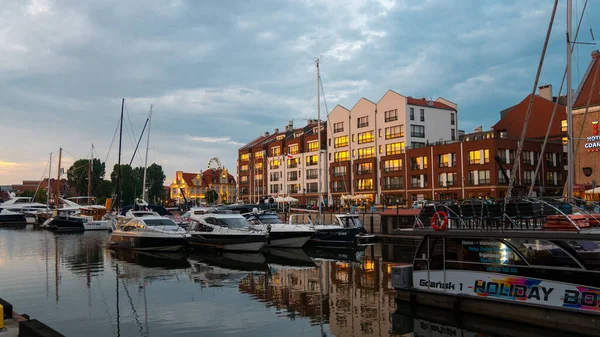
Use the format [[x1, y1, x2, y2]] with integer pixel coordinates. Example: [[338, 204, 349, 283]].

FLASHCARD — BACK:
[[145, 163, 166, 203], [95, 180, 114, 206], [110, 164, 138, 207], [205, 189, 218, 204], [21, 190, 47, 204], [67, 159, 106, 196]]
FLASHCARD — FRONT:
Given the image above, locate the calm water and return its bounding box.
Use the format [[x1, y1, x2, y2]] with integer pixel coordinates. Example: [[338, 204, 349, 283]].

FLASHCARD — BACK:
[[0, 227, 579, 337]]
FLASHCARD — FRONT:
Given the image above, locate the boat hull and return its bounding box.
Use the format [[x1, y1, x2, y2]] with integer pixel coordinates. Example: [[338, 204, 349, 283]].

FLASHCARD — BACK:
[[0, 213, 28, 229], [107, 232, 186, 252], [188, 233, 266, 252], [83, 220, 109, 231], [266, 231, 314, 248], [46, 217, 86, 232], [306, 227, 361, 246]]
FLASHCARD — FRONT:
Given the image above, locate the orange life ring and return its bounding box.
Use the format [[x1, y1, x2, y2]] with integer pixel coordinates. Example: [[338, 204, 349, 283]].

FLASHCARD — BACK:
[[431, 211, 448, 231]]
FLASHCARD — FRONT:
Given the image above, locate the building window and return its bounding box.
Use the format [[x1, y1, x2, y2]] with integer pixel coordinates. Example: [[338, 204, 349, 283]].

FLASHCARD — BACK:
[[334, 151, 349, 162], [384, 159, 402, 172], [379, 145, 382, 154], [438, 153, 456, 168], [306, 155, 318, 166], [386, 142, 405, 155], [545, 171, 558, 185], [307, 141, 318, 152], [271, 147, 281, 156], [524, 170, 539, 185], [358, 147, 375, 159], [437, 172, 457, 187], [522, 151, 538, 166], [241, 176, 248, 183], [358, 131, 374, 144], [356, 162, 373, 175], [240, 153, 249, 161], [255, 151, 264, 160], [561, 120, 567, 132], [410, 156, 428, 170], [288, 144, 299, 155], [384, 176, 402, 189], [306, 169, 318, 180], [334, 122, 344, 133], [333, 166, 347, 177], [468, 149, 489, 164], [356, 179, 373, 191], [306, 182, 318, 193], [411, 142, 426, 148], [385, 125, 404, 139], [240, 164, 249, 173], [478, 170, 490, 185], [498, 169, 508, 184], [334, 136, 348, 148], [420, 109, 425, 122], [451, 129, 456, 141], [384, 109, 398, 122], [254, 162, 263, 172], [451, 113, 455, 125], [409, 107, 414, 121], [411, 175, 427, 188], [270, 172, 280, 182], [410, 124, 425, 138], [269, 160, 279, 169], [287, 172, 298, 181], [287, 158, 298, 168], [545, 153, 559, 167], [270, 184, 280, 194], [497, 149, 514, 164], [357, 116, 369, 128], [332, 181, 346, 192]]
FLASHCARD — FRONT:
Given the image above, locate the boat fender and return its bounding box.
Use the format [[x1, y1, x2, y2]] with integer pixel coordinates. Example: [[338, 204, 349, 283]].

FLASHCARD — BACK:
[[431, 211, 448, 231]]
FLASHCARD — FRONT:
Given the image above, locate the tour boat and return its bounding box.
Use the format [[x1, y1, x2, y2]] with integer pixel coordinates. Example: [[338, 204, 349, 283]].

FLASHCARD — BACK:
[[107, 216, 189, 252], [187, 213, 267, 252], [391, 199, 600, 335], [243, 211, 315, 248]]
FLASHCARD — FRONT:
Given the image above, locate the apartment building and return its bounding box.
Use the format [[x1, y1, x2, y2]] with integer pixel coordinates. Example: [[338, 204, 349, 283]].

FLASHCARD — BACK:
[[238, 120, 327, 204], [327, 90, 458, 205]]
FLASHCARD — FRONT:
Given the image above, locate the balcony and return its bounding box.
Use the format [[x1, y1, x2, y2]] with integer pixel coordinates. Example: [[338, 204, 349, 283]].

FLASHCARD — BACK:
[[411, 182, 426, 188], [410, 132, 425, 138], [384, 116, 398, 122], [334, 127, 344, 133], [239, 169, 249, 174], [306, 174, 318, 180], [288, 176, 298, 181], [356, 169, 373, 175], [306, 161, 318, 166], [438, 181, 456, 187], [332, 186, 347, 192], [383, 183, 402, 190], [333, 171, 347, 177], [384, 166, 401, 173], [438, 162, 456, 168], [288, 162, 298, 168], [270, 176, 280, 182], [357, 122, 369, 128], [269, 165, 279, 169], [306, 187, 318, 193], [356, 185, 373, 191]]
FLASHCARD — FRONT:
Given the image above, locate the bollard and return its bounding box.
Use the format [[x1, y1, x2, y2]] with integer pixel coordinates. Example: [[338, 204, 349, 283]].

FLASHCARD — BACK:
[[0, 304, 4, 329]]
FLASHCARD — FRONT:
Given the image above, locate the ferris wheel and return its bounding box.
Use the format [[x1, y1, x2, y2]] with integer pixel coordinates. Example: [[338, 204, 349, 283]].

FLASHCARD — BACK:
[[207, 157, 222, 171]]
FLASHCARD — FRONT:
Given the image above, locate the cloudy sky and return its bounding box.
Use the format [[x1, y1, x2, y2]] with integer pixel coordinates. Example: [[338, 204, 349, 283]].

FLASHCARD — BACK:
[[1, 0, 599, 185]]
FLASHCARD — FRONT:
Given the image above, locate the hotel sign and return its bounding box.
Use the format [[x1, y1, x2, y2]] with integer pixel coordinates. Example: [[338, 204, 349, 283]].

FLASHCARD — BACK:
[[585, 121, 600, 150]]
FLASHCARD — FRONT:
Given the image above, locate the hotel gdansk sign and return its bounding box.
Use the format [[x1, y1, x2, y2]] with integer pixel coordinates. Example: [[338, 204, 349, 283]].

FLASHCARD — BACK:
[[585, 121, 600, 151]]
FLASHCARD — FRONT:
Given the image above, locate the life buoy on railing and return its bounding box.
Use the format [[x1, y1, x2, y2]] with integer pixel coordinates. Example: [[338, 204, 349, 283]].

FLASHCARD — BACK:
[[431, 211, 448, 231]]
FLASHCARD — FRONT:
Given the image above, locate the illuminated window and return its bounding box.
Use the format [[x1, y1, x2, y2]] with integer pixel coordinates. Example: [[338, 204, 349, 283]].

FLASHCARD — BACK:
[[384, 109, 398, 122], [288, 144, 299, 155], [306, 155, 318, 166], [334, 151, 349, 162], [385, 125, 403, 139], [384, 159, 402, 172], [357, 116, 369, 128], [356, 179, 373, 191], [357, 147, 375, 159], [386, 142, 404, 155], [410, 156, 428, 170], [561, 120, 567, 132], [334, 122, 344, 133], [254, 151, 264, 159], [307, 141, 318, 152], [271, 147, 281, 156], [356, 162, 373, 175], [334, 136, 348, 148], [357, 131, 374, 144], [270, 159, 280, 169], [240, 153, 249, 161]]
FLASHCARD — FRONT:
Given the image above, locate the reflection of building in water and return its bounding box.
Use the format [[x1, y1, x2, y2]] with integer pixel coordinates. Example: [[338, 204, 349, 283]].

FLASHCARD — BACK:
[[240, 246, 407, 336]]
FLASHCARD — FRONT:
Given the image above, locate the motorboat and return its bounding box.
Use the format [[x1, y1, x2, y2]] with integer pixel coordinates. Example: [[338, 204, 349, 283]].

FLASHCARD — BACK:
[[107, 216, 189, 252], [0, 209, 27, 228], [0, 197, 50, 224], [243, 210, 315, 248], [43, 209, 86, 232], [74, 206, 109, 230], [289, 213, 374, 246], [187, 213, 267, 252], [176, 207, 218, 229]]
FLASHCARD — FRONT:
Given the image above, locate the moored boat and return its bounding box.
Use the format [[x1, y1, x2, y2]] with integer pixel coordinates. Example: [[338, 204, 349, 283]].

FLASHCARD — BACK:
[[187, 213, 267, 252], [107, 216, 188, 252], [0, 209, 27, 229], [243, 211, 315, 248]]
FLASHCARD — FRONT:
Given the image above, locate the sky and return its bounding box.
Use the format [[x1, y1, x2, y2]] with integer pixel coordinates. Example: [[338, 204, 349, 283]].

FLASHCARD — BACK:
[[1, 0, 599, 186]]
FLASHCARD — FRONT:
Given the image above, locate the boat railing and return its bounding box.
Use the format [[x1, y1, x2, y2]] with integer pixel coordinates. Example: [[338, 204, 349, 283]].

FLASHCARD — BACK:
[[410, 197, 600, 233]]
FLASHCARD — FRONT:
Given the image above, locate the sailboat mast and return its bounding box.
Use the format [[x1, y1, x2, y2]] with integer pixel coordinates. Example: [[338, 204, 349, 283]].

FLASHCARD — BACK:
[[317, 58, 322, 220], [142, 105, 153, 202], [566, 0, 574, 199], [88, 144, 93, 198], [117, 99, 125, 212], [56, 148, 62, 207], [47, 152, 52, 208]]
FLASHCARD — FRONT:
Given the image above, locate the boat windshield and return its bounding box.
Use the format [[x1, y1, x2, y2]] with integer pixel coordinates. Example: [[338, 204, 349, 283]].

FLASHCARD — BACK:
[[254, 215, 282, 224], [144, 219, 178, 227], [219, 217, 250, 229], [340, 216, 363, 228]]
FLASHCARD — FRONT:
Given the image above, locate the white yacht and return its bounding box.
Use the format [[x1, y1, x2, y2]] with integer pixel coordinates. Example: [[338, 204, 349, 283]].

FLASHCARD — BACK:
[[243, 210, 315, 248], [188, 213, 267, 252], [107, 216, 189, 252], [0, 197, 50, 224]]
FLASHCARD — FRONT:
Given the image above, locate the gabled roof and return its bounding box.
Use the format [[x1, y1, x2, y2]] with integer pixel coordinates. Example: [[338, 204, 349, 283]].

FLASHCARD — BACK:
[[492, 93, 566, 139], [350, 97, 376, 111], [573, 50, 600, 110], [406, 97, 456, 111], [174, 169, 236, 187]]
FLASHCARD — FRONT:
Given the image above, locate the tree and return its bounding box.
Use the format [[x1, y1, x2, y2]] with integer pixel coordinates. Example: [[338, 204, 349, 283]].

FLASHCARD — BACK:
[[110, 164, 138, 206], [205, 189, 218, 204], [66, 159, 106, 196], [145, 163, 166, 203], [95, 180, 114, 206], [21, 190, 47, 204]]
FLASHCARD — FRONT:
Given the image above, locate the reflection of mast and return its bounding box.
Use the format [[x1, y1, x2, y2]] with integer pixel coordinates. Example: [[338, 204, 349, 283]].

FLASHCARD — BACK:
[[319, 260, 325, 337], [116, 264, 121, 337], [55, 235, 59, 303]]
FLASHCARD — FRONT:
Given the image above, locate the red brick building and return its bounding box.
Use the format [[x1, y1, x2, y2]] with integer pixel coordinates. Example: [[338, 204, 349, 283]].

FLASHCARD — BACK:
[[11, 179, 71, 197]]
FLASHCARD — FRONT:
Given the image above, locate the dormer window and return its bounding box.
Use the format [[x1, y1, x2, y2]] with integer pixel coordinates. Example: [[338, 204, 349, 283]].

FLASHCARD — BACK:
[[294, 131, 303, 138]]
